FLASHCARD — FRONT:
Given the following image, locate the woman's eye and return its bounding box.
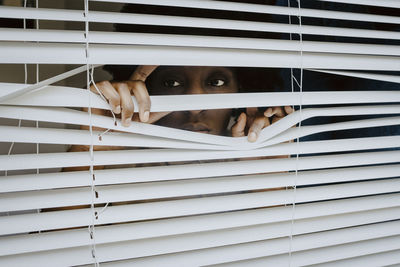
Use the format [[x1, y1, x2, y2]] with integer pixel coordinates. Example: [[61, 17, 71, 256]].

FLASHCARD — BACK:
[[209, 79, 225, 87], [164, 80, 182, 88]]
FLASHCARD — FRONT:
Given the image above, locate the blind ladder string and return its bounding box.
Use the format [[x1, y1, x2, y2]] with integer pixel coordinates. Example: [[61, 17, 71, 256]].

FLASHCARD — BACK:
[[288, 0, 304, 265], [84, 0, 100, 266], [35, 0, 40, 176], [35, 0, 41, 227], [285, 0, 294, 202], [5, 0, 28, 178], [89, 67, 117, 138]]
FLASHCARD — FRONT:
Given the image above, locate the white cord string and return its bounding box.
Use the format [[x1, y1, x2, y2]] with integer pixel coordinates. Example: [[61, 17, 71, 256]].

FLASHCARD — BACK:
[[89, 66, 117, 139], [288, 0, 304, 266], [288, 0, 295, 95], [97, 202, 110, 217], [84, 0, 99, 265], [35, 0, 40, 176], [6, 0, 28, 177], [35, 0, 41, 223], [285, 0, 294, 207], [23, 0, 27, 85]]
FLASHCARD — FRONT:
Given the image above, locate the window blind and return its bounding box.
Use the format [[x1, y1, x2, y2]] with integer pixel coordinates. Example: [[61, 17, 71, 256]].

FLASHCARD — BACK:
[[0, 0, 399, 266]]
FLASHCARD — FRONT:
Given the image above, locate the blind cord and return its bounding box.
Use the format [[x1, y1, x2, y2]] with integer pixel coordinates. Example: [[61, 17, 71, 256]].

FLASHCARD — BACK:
[[288, 0, 304, 266], [89, 66, 117, 139], [35, 0, 40, 176], [5, 0, 28, 177], [84, 0, 100, 265], [35, 0, 41, 231]]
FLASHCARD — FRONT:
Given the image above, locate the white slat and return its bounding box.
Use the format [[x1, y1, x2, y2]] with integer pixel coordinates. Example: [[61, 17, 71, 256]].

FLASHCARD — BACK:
[[2, 161, 399, 193], [91, 0, 400, 24], [0, 118, 399, 150], [317, 0, 400, 9], [212, 235, 400, 267], [1, 138, 399, 170], [2, 42, 400, 69], [1, 193, 399, 236], [1, 207, 399, 257], [1, 177, 400, 214], [94, 237, 400, 267], [2, 221, 398, 266], [314, 249, 400, 267], [309, 69, 400, 84], [2, 29, 400, 56], [3, 84, 400, 110], [1, 105, 399, 149], [1, 6, 400, 40]]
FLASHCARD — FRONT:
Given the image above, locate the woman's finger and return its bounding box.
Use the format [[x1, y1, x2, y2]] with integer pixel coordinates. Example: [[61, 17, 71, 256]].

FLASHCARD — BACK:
[[90, 81, 121, 114], [130, 65, 158, 82], [264, 106, 285, 118], [128, 80, 151, 122], [131, 111, 172, 124], [128, 65, 158, 123], [284, 105, 294, 115], [248, 115, 270, 142], [273, 106, 285, 117], [113, 82, 134, 127], [231, 112, 247, 137], [148, 111, 172, 124]]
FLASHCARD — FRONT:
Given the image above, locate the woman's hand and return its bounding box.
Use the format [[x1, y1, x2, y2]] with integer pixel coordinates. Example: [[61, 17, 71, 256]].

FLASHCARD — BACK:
[[231, 106, 294, 142], [91, 65, 170, 126]]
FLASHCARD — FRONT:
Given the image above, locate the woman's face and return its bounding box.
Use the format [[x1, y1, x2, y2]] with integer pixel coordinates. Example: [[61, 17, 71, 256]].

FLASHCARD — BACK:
[[147, 66, 239, 135]]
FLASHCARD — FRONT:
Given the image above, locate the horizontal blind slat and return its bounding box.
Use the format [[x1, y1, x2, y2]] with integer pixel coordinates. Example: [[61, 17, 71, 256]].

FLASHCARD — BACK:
[[1, 139, 399, 171], [90, 0, 400, 24], [2, 29, 400, 57], [97, 237, 400, 267], [1, 105, 399, 149], [314, 250, 400, 267], [2, 5, 400, 25], [1, 177, 400, 213], [2, 163, 399, 193], [2, 221, 398, 266], [1, 207, 399, 257], [3, 84, 400, 110], [2, 43, 400, 69], [213, 235, 400, 267], [316, 0, 400, 9], [0, 126, 219, 150], [309, 69, 400, 84], [1, 115, 400, 149], [2, 194, 399, 235]]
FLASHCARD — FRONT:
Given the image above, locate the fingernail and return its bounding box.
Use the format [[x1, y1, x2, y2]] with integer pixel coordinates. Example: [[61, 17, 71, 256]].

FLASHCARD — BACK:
[[264, 108, 272, 117], [143, 111, 149, 122], [114, 105, 121, 114], [248, 132, 257, 142]]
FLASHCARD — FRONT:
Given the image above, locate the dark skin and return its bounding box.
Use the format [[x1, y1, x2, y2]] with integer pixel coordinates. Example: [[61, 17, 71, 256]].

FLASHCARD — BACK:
[[65, 66, 292, 171], [89, 65, 292, 139], [148, 66, 238, 136]]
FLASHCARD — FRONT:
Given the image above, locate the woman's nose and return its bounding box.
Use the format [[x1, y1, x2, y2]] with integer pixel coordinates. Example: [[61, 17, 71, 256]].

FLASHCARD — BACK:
[[186, 83, 205, 95], [185, 83, 205, 116]]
